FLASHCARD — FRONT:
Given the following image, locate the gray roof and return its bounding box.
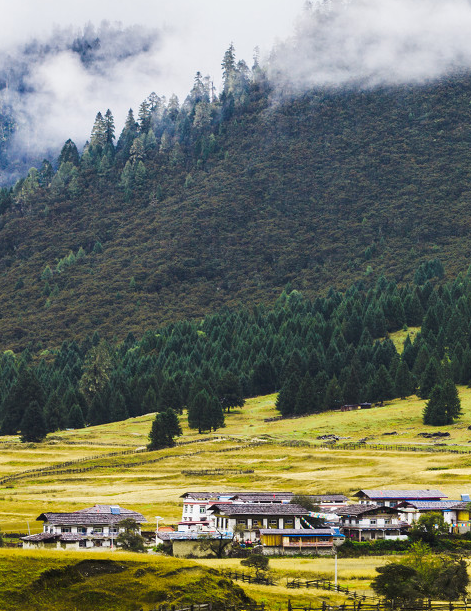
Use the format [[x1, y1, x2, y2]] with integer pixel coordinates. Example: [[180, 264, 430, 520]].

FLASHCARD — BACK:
[[337, 504, 399, 516], [232, 493, 293, 502], [354, 490, 446, 500], [37, 505, 146, 526], [398, 500, 462, 510], [209, 503, 309, 516], [181, 492, 294, 502], [259, 529, 336, 537], [309, 495, 348, 503]]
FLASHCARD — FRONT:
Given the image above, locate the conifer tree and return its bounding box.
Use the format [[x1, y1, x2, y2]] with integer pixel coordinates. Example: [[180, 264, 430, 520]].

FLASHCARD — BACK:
[[423, 384, 447, 425], [20, 400, 47, 442], [67, 403, 85, 428], [148, 409, 182, 449], [104, 109, 115, 145], [419, 357, 440, 399], [395, 360, 414, 399], [294, 372, 316, 414], [217, 372, 244, 412], [188, 388, 212, 433]]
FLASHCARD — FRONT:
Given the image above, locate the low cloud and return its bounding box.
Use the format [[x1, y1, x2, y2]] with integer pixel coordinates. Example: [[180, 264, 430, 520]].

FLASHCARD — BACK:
[[269, 0, 471, 90], [1, 22, 164, 165]]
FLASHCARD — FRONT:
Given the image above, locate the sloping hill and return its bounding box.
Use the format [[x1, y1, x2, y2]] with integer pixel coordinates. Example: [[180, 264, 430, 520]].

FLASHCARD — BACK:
[[2, 73, 471, 347]]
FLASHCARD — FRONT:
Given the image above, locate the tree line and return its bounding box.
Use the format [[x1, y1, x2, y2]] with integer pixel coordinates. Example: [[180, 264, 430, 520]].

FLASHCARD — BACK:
[[0, 262, 470, 442]]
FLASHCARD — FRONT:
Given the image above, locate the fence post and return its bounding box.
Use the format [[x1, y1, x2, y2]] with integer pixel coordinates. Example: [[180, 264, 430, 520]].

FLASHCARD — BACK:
[[288, 599, 292, 611]]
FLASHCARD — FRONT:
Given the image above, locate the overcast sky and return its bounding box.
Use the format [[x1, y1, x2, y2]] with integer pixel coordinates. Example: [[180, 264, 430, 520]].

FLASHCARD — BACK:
[[0, 0, 303, 99]]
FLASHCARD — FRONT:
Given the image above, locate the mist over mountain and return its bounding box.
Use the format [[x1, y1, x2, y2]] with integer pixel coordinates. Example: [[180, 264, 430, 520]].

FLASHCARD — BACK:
[[0, 22, 162, 185], [270, 0, 471, 90]]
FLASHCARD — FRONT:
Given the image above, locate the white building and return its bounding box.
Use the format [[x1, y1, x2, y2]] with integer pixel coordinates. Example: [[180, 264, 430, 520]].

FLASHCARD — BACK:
[[21, 504, 146, 550]]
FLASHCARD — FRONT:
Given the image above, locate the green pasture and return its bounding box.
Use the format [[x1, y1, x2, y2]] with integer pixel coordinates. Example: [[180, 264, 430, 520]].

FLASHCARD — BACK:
[[2, 385, 471, 532]]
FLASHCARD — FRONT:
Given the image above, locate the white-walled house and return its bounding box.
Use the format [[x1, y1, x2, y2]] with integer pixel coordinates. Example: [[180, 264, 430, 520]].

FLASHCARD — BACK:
[[397, 500, 463, 525], [207, 502, 311, 541], [337, 504, 410, 541], [178, 491, 348, 532], [21, 504, 146, 550]]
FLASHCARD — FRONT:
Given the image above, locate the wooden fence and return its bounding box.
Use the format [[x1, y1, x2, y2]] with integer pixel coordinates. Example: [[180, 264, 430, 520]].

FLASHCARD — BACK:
[[152, 603, 266, 611], [286, 578, 377, 602], [0, 440, 263, 486], [319, 442, 471, 455], [224, 570, 276, 586], [182, 469, 255, 476]]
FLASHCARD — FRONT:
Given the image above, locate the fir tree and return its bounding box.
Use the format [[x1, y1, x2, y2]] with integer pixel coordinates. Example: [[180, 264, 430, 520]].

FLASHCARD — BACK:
[[20, 400, 47, 442], [67, 403, 85, 428], [395, 360, 414, 399]]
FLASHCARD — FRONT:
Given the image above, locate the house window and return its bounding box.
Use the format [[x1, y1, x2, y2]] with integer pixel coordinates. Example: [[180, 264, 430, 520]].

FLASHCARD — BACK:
[[252, 520, 259, 527], [110, 527, 118, 534], [285, 519, 294, 527], [370, 520, 376, 525], [237, 519, 247, 526], [200, 506, 206, 514], [94, 527, 103, 533], [61, 527, 71, 533], [385, 520, 390, 525], [78, 527, 87, 534], [269, 520, 278, 528]]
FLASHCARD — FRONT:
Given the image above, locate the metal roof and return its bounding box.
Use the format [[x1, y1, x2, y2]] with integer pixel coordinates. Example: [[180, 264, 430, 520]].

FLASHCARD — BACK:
[[208, 502, 309, 516], [37, 505, 146, 525], [398, 500, 463, 510], [336, 504, 399, 516], [354, 490, 446, 500]]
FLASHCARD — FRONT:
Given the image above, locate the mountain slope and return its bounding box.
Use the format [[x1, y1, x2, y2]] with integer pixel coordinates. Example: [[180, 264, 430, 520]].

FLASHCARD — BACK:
[[2, 74, 471, 348]]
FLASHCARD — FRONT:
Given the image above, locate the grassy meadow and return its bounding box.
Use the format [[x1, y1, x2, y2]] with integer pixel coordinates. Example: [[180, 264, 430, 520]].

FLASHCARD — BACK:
[[3, 374, 471, 607], [3, 383, 471, 532]]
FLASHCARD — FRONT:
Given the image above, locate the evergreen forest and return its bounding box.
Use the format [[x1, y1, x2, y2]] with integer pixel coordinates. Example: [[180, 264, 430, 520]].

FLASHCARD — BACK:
[[2, 47, 471, 349], [2, 269, 471, 440]]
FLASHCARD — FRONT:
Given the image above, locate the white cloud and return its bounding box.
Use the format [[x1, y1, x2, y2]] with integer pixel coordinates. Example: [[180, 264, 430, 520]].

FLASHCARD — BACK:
[[270, 0, 471, 89]]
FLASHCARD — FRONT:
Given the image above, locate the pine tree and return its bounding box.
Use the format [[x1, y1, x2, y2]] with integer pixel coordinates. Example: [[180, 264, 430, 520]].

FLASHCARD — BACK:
[[67, 403, 85, 429], [323, 375, 343, 411], [104, 109, 115, 145], [0, 368, 44, 435], [217, 372, 244, 412], [395, 360, 414, 399], [441, 378, 461, 423], [90, 112, 107, 148], [423, 384, 448, 426], [188, 389, 212, 433], [294, 372, 316, 415], [148, 409, 182, 449], [370, 365, 395, 403], [419, 357, 440, 399], [58, 139, 80, 166], [20, 400, 47, 443]]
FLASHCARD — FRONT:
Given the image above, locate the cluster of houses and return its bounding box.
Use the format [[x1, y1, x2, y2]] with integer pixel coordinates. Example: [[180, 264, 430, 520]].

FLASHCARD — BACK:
[[20, 489, 471, 556]]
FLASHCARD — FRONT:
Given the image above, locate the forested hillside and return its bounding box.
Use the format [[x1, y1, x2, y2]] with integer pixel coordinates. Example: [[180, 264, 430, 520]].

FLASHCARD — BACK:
[[1, 271, 470, 440], [2, 48, 471, 349]]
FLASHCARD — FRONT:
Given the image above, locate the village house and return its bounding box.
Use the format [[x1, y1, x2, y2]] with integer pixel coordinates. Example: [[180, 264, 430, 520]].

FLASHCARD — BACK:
[[207, 502, 312, 541], [336, 504, 410, 541], [178, 491, 348, 532], [397, 498, 471, 534], [354, 489, 447, 507], [259, 527, 344, 556], [21, 504, 146, 550]]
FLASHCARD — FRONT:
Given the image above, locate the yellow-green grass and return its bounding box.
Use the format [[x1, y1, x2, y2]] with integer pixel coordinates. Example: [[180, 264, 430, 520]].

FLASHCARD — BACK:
[[0, 548, 250, 611], [388, 327, 421, 353], [4, 388, 471, 531]]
